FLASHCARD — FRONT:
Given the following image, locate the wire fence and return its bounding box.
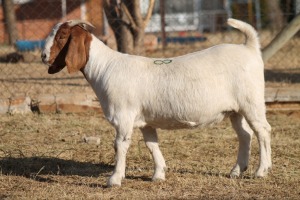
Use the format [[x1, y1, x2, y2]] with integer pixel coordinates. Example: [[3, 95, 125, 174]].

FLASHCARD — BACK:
[[0, 0, 299, 99]]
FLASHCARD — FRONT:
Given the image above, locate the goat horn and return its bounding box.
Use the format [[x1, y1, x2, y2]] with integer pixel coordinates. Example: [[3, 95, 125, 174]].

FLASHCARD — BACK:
[[67, 19, 95, 31]]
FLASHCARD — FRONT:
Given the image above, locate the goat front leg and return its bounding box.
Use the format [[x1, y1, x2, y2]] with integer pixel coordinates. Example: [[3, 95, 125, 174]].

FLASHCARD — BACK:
[[140, 126, 166, 181], [108, 121, 133, 187]]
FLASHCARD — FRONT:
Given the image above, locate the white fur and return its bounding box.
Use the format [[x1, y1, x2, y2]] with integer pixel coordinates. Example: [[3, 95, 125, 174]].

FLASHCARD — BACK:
[[43, 22, 62, 62], [43, 18, 272, 187]]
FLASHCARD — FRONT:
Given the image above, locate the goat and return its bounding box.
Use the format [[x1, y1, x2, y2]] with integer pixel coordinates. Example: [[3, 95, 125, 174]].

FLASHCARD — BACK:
[[41, 18, 271, 187]]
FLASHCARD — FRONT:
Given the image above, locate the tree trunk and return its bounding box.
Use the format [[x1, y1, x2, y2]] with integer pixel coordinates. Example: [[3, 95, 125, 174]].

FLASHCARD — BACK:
[[104, 0, 134, 54], [266, 0, 284, 31], [133, 28, 145, 54], [128, 0, 145, 54], [104, 0, 155, 55], [262, 13, 300, 62], [116, 24, 134, 53], [160, 0, 167, 49], [2, 0, 18, 45]]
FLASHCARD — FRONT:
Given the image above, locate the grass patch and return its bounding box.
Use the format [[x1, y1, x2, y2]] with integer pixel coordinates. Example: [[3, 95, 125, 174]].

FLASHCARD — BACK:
[[0, 111, 300, 199]]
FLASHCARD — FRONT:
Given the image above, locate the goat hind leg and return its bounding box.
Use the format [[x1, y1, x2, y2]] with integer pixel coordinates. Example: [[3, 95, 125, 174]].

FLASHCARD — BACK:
[[251, 120, 272, 177], [140, 126, 166, 181], [230, 113, 253, 178], [243, 108, 272, 177]]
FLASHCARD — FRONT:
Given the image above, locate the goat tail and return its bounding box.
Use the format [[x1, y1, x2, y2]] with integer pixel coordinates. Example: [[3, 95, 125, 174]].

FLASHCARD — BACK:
[[227, 18, 260, 53]]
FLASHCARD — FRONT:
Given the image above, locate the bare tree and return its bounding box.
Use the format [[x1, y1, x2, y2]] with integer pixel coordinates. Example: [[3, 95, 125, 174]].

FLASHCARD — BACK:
[[2, 0, 18, 45], [266, 0, 284, 31], [104, 0, 155, 55]]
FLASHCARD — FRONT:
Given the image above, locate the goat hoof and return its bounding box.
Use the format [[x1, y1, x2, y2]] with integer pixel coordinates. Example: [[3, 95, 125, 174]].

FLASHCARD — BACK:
[[229, 166, 241, 178], [107, 181, 121, 187], [107, 176, 122, 187], [152, 176, 165, 182], [229, 171, 240, 178], [152, 171, 165, 182], [255, 168, 269, 178], [255, 167, 271, 178]]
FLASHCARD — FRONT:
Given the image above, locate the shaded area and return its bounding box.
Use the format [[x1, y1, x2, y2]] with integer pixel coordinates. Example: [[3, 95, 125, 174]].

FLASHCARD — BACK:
[[0, 157, 113, 178], [0, 76, 89, 87], [0, 52, 24, 63], [15, 0, 82, 20], [158, 36, 207, 44], [0, 76, 84, 81], [265, 69, 300, 83]]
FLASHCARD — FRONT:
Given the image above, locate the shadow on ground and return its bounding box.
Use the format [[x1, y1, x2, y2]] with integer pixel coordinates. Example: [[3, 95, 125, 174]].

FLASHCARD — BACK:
[[265, 69, 300, 83], [0, 157, 113, 178]]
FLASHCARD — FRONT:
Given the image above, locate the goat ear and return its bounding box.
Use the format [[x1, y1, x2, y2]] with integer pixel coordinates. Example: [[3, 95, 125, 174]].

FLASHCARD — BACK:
[[65, 27, 87, 74]]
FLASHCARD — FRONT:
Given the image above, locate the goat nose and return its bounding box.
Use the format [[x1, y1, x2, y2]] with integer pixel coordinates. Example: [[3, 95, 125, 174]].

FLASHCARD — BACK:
[[41, 53, 46, 62]]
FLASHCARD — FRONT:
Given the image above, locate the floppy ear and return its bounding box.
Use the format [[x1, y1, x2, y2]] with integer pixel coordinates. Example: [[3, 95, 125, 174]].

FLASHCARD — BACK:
[[65, 26, 88, 74]]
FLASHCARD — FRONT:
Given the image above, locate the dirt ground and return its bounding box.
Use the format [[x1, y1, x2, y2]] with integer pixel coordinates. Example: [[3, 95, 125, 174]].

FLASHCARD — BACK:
[[0, 111, 299, 199]]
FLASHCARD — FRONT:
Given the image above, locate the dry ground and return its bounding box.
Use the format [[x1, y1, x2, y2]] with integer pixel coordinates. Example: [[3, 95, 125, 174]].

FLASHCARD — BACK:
[[0, 111, 300, 199]]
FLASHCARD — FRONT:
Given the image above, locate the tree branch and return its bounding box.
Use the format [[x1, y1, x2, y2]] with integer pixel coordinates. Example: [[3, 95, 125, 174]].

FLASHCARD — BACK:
[[143, 0, 155, 28], [120, 2, 138, 31], [103, 0, 119, 21], [262, 13, 300, 62]]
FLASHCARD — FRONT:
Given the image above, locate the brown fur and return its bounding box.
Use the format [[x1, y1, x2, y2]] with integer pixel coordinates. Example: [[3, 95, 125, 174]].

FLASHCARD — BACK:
[[48, 23, 92, 74]]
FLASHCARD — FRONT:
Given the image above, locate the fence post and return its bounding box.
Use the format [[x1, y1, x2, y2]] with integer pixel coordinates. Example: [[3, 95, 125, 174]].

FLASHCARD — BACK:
[[262, 13, 300, 62], [2, 0, 18, 45]]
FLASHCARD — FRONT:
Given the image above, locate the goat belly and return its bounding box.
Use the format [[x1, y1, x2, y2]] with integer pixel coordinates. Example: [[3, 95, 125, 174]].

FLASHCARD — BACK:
[[142, 112, 226, 130], [144, 118, 199, 129]]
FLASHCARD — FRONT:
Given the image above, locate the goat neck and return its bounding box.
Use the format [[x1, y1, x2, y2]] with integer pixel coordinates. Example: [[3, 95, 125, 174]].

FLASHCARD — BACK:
[[83, 35, 120, 86]]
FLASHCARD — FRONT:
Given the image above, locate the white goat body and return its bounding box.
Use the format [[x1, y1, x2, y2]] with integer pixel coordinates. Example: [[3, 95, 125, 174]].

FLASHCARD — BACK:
[[86, 42, 263, 129], [42, 18, 271, 187]]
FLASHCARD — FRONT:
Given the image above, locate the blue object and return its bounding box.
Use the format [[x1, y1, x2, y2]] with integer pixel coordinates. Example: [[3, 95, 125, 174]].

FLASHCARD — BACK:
[[15, 40, 45, 52], [158, 36, 206, 44]]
